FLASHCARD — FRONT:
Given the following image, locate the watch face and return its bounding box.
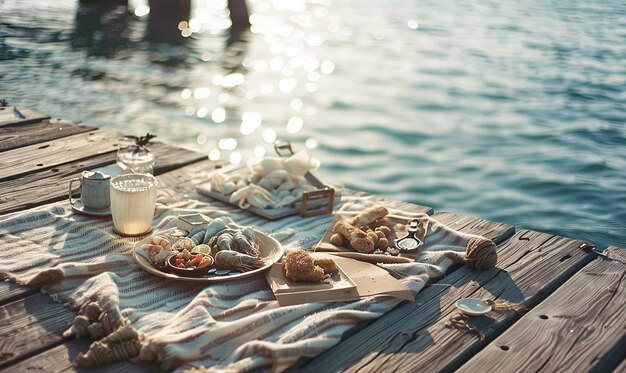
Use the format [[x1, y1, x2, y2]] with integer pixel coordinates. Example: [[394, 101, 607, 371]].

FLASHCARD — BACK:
[[396, 237, 421, 251]]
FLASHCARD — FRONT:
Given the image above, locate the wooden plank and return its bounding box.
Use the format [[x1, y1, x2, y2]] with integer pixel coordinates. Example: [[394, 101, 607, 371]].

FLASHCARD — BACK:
[[0, 142, 206, 216], [0, 106, 49, 127], [0, 293, 75, 368], [156, 158, 222, 191], [0, 283, 39, 307], [5, 338, 165, 373], [347, 189, 433, 215], [433, 211, 515, 245], [458, 246, 626, 373], [0, 118, 95, 152], [616, 356, 626, 373], [298, 230, 596, 372], [151, 142, 207, 175], [0, 129, 120, 181]]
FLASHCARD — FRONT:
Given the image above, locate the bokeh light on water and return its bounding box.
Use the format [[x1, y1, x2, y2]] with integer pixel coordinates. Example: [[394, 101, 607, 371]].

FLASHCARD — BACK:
[[1, 0, 625, 248]]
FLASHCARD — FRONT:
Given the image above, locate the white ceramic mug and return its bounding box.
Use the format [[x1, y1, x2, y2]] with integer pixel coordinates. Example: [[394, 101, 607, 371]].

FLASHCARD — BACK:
[[110, 173, 158, 236], [69, 171, 111, 211]]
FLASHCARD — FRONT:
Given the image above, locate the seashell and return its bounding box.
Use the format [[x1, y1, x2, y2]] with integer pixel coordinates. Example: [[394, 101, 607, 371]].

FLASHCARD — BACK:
[[163, 230, 188, 246], [151, 235, 171, 249], [208, 230, 240, 249], [187, 226, 204, 238], [188, 228, 206, 246], [143, 244, 173, 266], [172, 238, 195, 251], [214, 250, 268, 272], [203, 219, 228, 241], [207, 235, 219, 249], [217, 233, 234, 252]]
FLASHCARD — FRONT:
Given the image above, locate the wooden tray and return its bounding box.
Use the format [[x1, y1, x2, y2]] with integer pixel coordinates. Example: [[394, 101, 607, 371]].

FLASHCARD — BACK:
[[265, 253, 359, 306], [313, 212, 429, 264], [197, 164, 340, 220]]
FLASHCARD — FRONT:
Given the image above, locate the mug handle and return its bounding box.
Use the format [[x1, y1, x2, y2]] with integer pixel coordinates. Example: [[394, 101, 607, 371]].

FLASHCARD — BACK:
[[69, 178, 81, 207]]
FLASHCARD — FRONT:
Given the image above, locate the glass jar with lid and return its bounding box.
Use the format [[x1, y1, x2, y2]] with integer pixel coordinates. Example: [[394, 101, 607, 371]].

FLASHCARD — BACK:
[[116, 134, 156, 175]]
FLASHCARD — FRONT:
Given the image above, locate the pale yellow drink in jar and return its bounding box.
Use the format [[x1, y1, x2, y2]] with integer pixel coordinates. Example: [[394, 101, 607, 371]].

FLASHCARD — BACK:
[[110, 174, 158, 236]]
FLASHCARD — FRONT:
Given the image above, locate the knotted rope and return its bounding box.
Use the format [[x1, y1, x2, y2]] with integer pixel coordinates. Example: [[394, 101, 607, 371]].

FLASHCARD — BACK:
[[464, 237, 498, 269]]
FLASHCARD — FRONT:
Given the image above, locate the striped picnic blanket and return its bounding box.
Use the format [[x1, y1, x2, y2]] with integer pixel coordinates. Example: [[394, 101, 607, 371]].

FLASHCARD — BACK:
[[0, 189, 495, 372]]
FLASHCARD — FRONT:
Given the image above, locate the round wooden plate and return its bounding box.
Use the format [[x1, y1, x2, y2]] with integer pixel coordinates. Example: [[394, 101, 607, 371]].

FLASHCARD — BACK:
[[132, 228, 284, 283]]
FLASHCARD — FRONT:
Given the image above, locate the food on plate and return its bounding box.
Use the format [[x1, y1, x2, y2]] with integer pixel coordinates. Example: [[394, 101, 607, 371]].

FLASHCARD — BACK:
[[333, 221, 375, 254], [283, 249, 338, 283], [313, 257, 338, 274], [208, 151, 321, 209], [172, 250, 214, 269], [331, 205, 401, 256], [191, 244, 212, 255], [330, 233, 344, 246], [141, 235, 176, 270], [351, 206, 389, 227], [214, 250, 268, 272], [172, 237, 195, 251], [139, 216, 268, 276]]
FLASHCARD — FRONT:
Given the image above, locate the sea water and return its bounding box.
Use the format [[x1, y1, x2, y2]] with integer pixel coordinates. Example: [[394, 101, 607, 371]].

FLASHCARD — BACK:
[[1, 0, 624, 248]]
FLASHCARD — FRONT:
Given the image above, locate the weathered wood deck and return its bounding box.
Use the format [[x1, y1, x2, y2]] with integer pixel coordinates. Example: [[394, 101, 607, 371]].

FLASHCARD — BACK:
[[0, 105, 624, 372]]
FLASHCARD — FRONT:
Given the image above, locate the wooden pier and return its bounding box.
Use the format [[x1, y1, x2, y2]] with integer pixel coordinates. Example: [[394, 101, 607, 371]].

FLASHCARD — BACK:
[[0, 105, 624, 372]]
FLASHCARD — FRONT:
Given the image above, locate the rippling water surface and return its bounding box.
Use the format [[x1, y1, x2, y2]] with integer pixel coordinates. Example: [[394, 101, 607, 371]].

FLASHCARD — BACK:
[[1, 0, 625, 248]]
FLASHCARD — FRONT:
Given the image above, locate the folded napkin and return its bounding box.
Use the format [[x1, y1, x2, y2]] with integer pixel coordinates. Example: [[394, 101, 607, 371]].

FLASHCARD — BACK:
[[0, 190, 496, 372]]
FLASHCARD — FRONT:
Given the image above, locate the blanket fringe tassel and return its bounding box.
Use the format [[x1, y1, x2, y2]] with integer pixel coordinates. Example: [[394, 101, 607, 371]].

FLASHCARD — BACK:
[[63, 302, 141, 367]]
